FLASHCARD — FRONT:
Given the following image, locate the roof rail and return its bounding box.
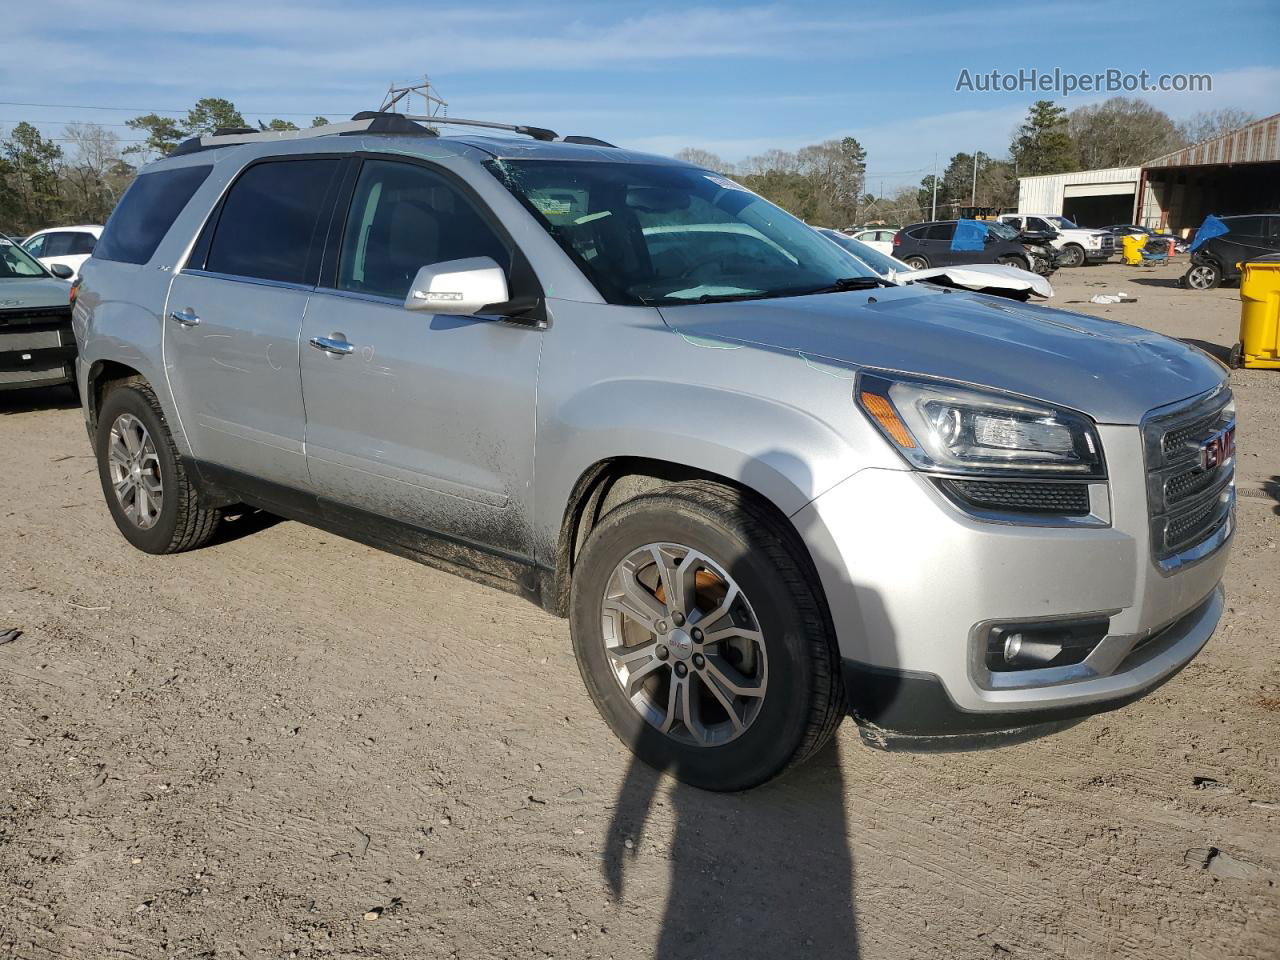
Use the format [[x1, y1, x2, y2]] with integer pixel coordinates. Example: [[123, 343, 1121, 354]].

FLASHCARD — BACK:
[[169, 116, 403, 156], [166, 111, 614, 157], [395, 113, 559, 142], [561, 135, 617, 148]]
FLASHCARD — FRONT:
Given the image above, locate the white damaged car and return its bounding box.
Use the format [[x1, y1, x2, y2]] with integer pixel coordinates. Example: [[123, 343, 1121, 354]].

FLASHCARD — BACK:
[[818, 228, 1054, 301]]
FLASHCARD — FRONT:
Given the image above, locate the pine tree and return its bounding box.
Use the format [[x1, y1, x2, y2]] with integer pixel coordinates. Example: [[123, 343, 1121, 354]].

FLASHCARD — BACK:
[[1010, 100, 1077, 176]]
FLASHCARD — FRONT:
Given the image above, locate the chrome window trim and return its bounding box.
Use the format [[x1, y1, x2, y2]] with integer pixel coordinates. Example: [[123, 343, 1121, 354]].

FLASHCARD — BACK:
[[313, 286, 402, 307], [179, 268, 315, 294]]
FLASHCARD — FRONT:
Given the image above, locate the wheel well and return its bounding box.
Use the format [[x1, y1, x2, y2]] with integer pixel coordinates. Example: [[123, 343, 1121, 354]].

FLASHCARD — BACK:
[[86, 360, 144, 433], [544, 457, 799, 618]]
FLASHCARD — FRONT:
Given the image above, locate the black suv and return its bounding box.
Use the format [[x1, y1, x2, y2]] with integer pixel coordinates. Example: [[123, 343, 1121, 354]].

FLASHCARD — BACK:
[[1184, 214, 1280, 290], [892, 220, 1035, 271]]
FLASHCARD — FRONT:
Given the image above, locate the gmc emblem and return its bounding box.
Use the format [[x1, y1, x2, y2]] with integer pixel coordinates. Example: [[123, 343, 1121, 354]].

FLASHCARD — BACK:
[[1202, 425, 1235, 471]]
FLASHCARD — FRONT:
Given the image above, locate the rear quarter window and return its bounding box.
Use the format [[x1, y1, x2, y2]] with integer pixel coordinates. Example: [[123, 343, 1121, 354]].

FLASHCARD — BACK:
[[95, 164, 213, 265]]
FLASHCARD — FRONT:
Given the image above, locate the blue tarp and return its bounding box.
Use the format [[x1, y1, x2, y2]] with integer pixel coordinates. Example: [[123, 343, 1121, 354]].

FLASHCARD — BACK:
[[1190, 214, 1229, 251], [951, 218, 988, 252]]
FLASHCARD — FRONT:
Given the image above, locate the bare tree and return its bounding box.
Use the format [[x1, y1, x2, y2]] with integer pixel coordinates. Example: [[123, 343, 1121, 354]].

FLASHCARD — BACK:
[[673, 148, 733, 173], [60, 124, 133, 224], [1068, 98, 1185, 168], [1178, 108, 1257, 144]]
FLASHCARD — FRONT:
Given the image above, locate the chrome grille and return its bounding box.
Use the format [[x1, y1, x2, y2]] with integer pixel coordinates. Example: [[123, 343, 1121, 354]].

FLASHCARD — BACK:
[[1142, 387, 1235, 567]]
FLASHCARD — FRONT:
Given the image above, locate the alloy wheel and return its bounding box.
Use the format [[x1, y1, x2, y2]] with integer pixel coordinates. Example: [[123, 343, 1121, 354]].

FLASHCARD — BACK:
[[600, 543, 768, 747], [107, 413, 164, 529], [1187, 265, 1216, 290]]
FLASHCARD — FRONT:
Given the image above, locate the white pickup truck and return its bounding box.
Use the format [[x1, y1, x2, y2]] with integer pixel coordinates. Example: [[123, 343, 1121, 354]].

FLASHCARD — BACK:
[[997, 214, 1115, 267]]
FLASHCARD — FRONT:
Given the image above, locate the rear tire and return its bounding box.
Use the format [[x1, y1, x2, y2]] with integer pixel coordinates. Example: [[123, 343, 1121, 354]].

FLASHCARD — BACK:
[[1185, 261, 1221, 290], [569, 481, 844, 791], [902, 256, 928, 270], [95, 380, 222, 554]]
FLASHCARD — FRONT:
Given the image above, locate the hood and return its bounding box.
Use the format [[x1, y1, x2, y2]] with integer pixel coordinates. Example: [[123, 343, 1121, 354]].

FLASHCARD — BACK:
[[0, 276, 70, 312], [657, 285, 1224, 424]]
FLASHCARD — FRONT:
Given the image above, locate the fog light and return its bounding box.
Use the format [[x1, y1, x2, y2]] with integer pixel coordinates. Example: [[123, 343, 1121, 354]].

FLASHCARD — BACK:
[[985, 616, 1111, 673], [1002, 633, 1065, 667]]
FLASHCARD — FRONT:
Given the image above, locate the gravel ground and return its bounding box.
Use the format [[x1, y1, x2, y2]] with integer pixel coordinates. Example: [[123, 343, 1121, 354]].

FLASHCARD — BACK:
[[1, 260, 1277, 960]]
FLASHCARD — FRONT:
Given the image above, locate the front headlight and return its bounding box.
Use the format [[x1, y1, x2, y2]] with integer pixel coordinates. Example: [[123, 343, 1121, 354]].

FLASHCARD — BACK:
[[856, 372, 1104, 478]]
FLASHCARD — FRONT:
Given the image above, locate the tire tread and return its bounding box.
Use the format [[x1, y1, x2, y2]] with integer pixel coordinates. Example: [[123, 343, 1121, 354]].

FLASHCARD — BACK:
[[606, 480, 846, 778], [101, 380, 221, 553]]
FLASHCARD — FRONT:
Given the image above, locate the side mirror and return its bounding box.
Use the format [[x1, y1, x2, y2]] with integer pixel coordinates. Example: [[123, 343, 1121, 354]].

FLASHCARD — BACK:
[[49, 263, 74, 280], [404, 257, 508, 315]]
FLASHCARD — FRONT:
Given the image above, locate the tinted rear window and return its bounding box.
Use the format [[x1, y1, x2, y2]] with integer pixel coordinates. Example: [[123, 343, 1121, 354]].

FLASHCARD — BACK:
[[923, 223, 955, 241], [95, 165, 212, 265], [204, 159, 341, 285]]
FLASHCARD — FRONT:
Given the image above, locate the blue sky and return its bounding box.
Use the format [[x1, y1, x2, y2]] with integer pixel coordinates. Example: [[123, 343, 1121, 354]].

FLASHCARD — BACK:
[[2, 0, 1277, 190]]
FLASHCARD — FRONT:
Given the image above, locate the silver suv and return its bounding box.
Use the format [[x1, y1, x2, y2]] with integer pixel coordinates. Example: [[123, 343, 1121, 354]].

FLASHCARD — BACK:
[[74, 114, 1235, 791]]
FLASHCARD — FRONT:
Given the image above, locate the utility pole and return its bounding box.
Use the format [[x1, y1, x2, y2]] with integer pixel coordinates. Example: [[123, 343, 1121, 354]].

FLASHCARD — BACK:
[[930, 154, 938, 221], [971, 151, 980, 205]]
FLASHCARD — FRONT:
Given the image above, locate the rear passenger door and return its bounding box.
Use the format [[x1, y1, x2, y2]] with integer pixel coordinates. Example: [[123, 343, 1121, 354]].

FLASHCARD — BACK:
[[299, 156, 543, 556], [924, 222, 958, 266], [165, 156, 344, 490]]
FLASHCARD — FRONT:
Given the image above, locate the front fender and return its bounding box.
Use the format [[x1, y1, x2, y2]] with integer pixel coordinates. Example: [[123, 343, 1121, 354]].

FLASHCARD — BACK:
[[530, 300, 903, 568]]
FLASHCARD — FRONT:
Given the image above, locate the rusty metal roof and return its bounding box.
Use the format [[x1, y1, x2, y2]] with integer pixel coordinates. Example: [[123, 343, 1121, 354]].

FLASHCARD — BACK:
[[1145, 112, 1280, 168]]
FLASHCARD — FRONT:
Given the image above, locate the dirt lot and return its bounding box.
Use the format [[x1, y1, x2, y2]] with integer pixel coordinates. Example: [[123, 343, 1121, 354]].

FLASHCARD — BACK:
[[2, 261, 1278, 960]]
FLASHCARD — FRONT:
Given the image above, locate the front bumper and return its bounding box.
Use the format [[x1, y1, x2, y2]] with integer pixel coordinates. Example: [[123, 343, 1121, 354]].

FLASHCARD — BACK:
[[791, 422, 1231, 734], [0, 305, 76, 391]]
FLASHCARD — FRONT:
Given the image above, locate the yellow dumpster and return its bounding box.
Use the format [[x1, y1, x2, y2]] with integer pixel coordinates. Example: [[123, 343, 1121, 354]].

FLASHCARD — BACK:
[[1121, 233, 1145, 265], [1236, 258, 1280, 369]]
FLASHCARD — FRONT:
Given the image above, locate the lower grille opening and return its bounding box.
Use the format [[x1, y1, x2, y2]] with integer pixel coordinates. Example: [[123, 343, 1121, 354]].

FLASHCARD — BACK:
[[943, 479, 1091, 516]]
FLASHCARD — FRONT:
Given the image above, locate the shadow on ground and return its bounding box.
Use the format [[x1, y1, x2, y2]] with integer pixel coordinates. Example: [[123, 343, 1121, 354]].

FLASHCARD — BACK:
[[0, 384, 80, 415], [606, 741, 859, 958]]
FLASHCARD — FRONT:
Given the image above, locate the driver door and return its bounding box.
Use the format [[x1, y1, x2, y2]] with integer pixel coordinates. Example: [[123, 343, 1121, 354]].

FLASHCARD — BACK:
[[300, 157, 543, 556]]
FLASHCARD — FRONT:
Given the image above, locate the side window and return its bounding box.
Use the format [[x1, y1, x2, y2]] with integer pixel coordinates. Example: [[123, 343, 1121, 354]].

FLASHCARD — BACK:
[[42, 232, 77, 257], [204, 159, 341, 285], [1228, 216, 1261, 239], [1005, 217, 1024, 230], [23, 234, 46, 258], [96, 164, 213, 265], [924, 223, 955, 241], [906, 226, 928, 240], [337, 159, 510, 301], [70, 232, 97, 255]]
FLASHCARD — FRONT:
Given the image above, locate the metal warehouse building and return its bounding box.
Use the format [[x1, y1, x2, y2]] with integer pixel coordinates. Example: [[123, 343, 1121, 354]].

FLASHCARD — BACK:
[[1017, 111, 1279, 234], [1017, 166, 1141, 227], [1138, 112, 1280, 233]]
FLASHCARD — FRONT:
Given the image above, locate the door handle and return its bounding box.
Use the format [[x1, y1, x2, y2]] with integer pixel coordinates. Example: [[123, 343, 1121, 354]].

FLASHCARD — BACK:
[[169, 308, 200, 326], [309, 335, 354, 356]]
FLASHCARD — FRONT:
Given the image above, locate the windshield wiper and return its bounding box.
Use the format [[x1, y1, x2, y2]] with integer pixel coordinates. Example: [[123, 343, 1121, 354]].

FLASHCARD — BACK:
[[804, 276, 897, 295]]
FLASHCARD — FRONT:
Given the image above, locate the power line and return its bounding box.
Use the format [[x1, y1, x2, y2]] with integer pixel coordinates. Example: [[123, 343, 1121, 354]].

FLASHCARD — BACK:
[[0, 99, 345, 117]]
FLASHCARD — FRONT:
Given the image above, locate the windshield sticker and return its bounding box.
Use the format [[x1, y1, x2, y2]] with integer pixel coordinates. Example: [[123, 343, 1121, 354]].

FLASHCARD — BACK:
[[531, 197, 572, 216], [574, 211, 612, 226], [704, 174, 752, 193]]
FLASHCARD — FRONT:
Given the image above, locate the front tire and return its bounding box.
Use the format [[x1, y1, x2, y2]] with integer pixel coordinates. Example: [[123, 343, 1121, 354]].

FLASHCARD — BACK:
[[1059, 244, 1085, 268], [998, 254, 1030, 271], [95, 380, 222, 554], [569, 481, 843, 792]]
